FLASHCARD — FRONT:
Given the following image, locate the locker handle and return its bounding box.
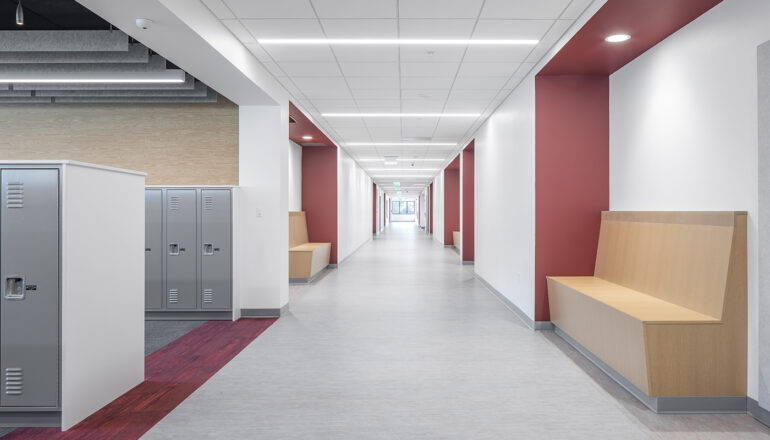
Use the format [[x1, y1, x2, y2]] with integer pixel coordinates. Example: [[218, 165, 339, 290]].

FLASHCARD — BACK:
[[3, 276, 25, 301], [168, 243, 180, 256], [203, 243, 214, 256]]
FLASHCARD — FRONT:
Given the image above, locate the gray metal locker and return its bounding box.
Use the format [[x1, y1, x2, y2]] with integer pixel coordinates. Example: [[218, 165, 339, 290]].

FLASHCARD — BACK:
[[0, 169, 59, 408], [165, 189, 197, 309], [145, 189, 163, 310], [200, 190, 231, 310]]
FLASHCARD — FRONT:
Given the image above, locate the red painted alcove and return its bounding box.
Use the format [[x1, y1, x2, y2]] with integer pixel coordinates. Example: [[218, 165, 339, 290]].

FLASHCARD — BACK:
[[429, 183, 433, 234], [444, 156, 460, 246], [290, 102, 339, 264], [533, 0, 722, 322], [372, 184, 377, 234], [462, 141, 475, 263]]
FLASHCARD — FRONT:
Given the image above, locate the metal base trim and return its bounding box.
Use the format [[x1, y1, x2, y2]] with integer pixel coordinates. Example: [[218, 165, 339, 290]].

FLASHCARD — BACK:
[[554, 326, 747, 413], [462, 261, 475, 265], [290, 266, 332, 284], [749, 398, 770, 427], [0, 410, 61, 428], [145, 311, 232, 321], [534, 321, 554, 330], [475, 273, 536, 330], [241, 304, 289, 318]]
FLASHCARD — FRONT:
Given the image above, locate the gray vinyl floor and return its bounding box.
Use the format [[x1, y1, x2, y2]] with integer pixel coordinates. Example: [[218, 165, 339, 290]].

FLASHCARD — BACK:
[[142, 222, 770, 439]]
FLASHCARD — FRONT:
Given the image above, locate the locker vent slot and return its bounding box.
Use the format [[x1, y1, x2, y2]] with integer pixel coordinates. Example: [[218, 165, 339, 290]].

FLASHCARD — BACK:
[[203, 289, 214, 304], [168, 196, 180, 211], [168, 289, 179, 304], [203, 196, 214, 211], [5, 368, 22, 395], [5, 182, 23, 208]]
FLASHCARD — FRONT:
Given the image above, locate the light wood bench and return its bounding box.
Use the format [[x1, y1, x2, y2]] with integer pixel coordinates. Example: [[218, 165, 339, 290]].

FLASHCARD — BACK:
[[289, 211, 331, 282], [547, 211, 746, 412], [452, 231, 461, 249]]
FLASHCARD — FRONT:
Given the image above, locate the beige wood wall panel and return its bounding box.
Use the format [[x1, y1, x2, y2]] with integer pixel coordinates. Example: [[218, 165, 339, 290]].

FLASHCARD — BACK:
[[0, 97, 238, 185], [289, 251, 313, 278], [594, 211, 735, 318], [548, 211, 747, 397], [548, 278, 649, 393], [289, 211, 309, 248]]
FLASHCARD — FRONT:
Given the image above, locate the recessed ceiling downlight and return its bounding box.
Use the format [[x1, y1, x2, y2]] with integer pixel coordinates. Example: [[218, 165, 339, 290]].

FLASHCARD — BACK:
[[302, 135, 313, 140], [605, 34, 631, 43]]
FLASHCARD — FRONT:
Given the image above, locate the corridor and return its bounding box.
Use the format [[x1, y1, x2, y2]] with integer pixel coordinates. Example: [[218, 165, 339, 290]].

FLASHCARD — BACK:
[[143, 222, 768, 439]]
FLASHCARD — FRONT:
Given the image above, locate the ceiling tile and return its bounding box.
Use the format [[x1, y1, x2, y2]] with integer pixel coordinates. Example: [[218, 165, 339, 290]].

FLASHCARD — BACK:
[[202, 0, 235, 19], [401, 89, 449, 100], [398, 19, 476, 38], [292, 76, 349, 91], [399, 46, 466, 63], [241, 19, 325, 38], [463, 46, 534, 63], [401, 117, 440, 127], [401, 62, 460, 77], [261, 61, 286, 77], [442, 100, 491, 113], [452, 76, 509, 90], [339, 62, 399, 77], [363, 118, 402, 127], [400, 100, 446, 112], [399, 0, 484, 18], [513, 62, 536, 77], [351, 89, 401, 99], [402, 126, 437, 138], [480, 0, 571, 19], [346, 76, 400, 89], [224, 0, 316, 18], [334, 126, 373, 137], [262, 45, 336, 62], [504, 76, 525, 89], [401, 76, 455, 89], [457, 62, 520, 77], [311, 0, 397, 18], [356, 99, 401, 108], [302, 87, 353, 99], [278, 62, 343, 76], [321, 19, 398, 38], [333, 46, 399, 62], [472, 19, 553, 40], [366, 126, 403, 138], [561, 0, 593, 19], [448, 89, 499, 101], [245, 43, 272, 61], [222, 19, 255, 43]]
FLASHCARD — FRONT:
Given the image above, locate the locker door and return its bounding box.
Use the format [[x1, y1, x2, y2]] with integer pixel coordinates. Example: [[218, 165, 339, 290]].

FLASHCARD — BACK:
[[0, 169, 59, 408], [145, 190, 162, 310], [165, 189, 197, 309], [200, 190, 231, 309]]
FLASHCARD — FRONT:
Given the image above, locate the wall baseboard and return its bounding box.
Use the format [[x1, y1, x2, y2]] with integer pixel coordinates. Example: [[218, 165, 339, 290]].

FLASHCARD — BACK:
[[462, 261, 475, 265], [241, 304, 289, 318], [555, 326, 746, 413], [475, 273, 536, 330], [749, 398, 770, 427], [289, 266, 333, 284]]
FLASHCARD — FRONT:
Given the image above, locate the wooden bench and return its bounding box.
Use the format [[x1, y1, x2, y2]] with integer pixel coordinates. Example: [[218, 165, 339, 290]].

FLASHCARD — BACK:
[[452, 231, 461, 249], [547, 211, 746, 412], [289, 211, 331, 282]]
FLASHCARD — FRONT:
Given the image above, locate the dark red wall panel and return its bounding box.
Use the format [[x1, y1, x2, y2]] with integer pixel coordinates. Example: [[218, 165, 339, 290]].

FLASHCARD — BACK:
[[372, 184, 377, 234], [534, 75, 609, 322], [444, 169, 460, 246], [462, 142, 475, 262], [429, 183, 433, 234], [302, 145, 338, 264]]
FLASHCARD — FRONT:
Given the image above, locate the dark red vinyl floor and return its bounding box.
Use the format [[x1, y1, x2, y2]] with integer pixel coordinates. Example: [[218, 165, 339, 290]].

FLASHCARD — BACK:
[[5, 318, 277, 440]]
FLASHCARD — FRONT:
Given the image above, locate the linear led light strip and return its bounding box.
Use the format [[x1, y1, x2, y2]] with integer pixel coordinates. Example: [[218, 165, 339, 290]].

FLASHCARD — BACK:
[[367, 168, 439, 172], [325, 113, 479, 118], [357, 158, 445, 162], [347, 142, 456, 146], [258, 39, 539, 45], [0, 70, 186, 84]]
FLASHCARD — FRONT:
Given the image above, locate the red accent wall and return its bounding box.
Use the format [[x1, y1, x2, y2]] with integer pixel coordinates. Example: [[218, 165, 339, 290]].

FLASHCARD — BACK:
[[302, 144, 338, 264], [534, 75, 609, 321], [462, 141, 475, 262], [444, 169, 460, 245], [429, 183, 433, 233], [372, 184, 377, 234]]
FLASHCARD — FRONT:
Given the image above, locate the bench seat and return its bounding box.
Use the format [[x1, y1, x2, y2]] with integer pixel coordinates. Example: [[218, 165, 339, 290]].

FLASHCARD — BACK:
[[289, 211, 331, 281]]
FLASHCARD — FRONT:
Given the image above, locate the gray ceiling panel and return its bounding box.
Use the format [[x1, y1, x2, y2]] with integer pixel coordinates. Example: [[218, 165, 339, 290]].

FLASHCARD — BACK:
[[35, 81, 210, 98], [0, 97, 53, 103], [0, 55, 167, 73], [0, 45, 149, 64], [54, 88, 218, 103], [0, 31, 128, 52], [13, 73, 197, 91], [0, 90, 32, 97]]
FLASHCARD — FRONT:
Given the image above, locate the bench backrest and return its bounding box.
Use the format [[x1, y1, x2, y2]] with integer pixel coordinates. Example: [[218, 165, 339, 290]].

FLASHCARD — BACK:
[[289, 211, 310, 248], [594, 211, 745, 319]]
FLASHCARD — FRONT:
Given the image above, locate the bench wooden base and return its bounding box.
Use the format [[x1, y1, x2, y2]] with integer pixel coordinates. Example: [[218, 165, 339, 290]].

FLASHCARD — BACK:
[[289, 242, 331, 280]]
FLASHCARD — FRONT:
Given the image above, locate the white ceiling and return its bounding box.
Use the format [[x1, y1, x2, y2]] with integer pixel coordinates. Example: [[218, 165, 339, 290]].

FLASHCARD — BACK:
[[201, 0, 591, 193]]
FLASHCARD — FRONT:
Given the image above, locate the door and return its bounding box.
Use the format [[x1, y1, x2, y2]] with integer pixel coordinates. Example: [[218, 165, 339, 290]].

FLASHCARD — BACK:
[[200, 190, 231, 309], [0, 168, 59, 407], [165, 189, 197, 309], [145, 190, 163, 310]]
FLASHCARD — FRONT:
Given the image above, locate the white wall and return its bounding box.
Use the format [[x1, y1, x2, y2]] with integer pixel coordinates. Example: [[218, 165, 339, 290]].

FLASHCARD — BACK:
[[609, 0, 770, 400], [432, 171, 445, 244], [288, 140, 302, 211], [338, 149, 373, 262], [473, 76, 537, 319]]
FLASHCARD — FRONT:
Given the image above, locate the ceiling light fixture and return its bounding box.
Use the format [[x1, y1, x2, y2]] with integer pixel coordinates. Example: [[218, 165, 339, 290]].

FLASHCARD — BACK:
[[372, 175, 433, 178], [347, 142, 456, 146], [302, 135, 313, 140], [605, 34, 631, 43], [367, 168, 438, 172], [258, 38, 539, 46], [357, 158, 445, 162], [0, 71, 186, 84], [324, 113, 480, 118], [15, 0, 23, 26]]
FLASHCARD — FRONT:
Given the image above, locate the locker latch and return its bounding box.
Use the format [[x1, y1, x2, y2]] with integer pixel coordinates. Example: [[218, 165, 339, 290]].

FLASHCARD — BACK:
[[168, 243, 180, 256], [3, 276, 25, 300], [203, 243, 214, 256]]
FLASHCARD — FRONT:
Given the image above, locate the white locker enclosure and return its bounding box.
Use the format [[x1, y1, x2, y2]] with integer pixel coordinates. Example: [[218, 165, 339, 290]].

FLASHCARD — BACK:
[[0, 161, 145, 431], [145, 187, 233, 320]]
